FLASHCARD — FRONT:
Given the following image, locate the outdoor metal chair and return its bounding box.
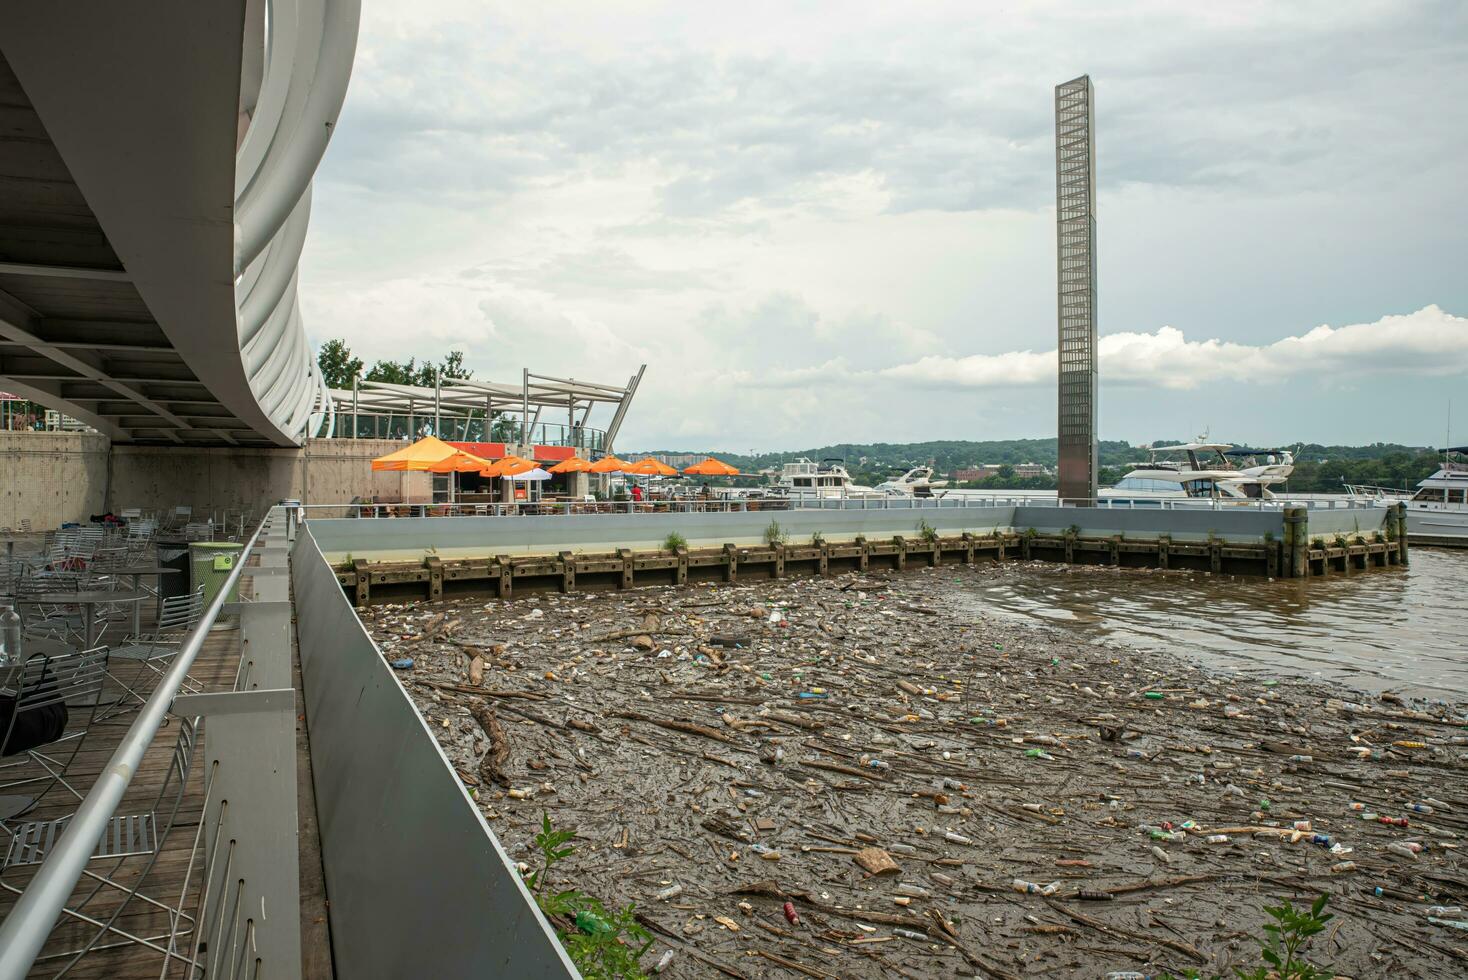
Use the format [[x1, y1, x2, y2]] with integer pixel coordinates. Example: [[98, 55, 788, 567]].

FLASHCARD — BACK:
[[17, 571, 86, 643], [102, 588, 207, 718], [0, 645, 109, 821], [0, 559, 27, 601], [0, 716, 201, 974]]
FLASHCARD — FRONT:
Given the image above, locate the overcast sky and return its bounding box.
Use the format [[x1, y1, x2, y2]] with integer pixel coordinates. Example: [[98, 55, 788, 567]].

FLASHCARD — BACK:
[[301, 0, 1468, 452]]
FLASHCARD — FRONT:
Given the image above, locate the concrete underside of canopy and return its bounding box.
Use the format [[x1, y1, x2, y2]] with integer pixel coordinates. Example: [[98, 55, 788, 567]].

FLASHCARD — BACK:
[[0, 3, 299, 448], [0, 434, 427, 529]]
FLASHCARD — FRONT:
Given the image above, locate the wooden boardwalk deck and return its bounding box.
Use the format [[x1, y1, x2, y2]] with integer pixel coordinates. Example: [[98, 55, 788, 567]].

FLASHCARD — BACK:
[[1, 600, 329, 978]]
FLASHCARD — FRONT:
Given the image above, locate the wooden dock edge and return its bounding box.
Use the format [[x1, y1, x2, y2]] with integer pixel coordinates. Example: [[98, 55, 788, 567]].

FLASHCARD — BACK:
[[331, 525, 1407, 607]]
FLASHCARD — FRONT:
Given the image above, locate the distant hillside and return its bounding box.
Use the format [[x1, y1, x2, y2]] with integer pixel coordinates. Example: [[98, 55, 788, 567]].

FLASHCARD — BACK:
[[631, 439, 1443, 493]]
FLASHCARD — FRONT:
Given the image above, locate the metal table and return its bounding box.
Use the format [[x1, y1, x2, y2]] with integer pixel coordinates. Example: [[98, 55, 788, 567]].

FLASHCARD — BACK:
[[16, 590, 144, 649], [111, 565, 181, 632]]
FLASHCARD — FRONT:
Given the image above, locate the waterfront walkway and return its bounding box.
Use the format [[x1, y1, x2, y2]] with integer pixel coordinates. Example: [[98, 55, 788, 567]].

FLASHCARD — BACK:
[[0, 546, 329, 979]]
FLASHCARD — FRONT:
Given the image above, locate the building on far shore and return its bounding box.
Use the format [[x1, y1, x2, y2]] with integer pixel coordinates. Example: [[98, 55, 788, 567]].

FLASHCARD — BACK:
[[952, 463, 1052, 482]]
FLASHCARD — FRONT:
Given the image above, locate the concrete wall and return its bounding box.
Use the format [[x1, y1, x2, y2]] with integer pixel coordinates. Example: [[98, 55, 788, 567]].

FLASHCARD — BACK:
[[0, 431, 110, 528], [306, 504, 1017, 562], [1, 433, 430, 530]]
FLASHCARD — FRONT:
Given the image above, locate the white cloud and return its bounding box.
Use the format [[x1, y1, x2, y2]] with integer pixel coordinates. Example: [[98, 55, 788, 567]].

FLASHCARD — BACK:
[[878, 306, 1468, 390], [302, 1, 1468, 449]]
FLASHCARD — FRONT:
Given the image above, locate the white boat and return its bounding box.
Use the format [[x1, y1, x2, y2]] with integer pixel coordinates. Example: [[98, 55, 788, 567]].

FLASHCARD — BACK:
[[1103, 442, 1277, 502], [777, 458, 883, 499], [1346, 448, 1468, 542], [1224, 447, 1295, 484], [874, 466, 949, 497]]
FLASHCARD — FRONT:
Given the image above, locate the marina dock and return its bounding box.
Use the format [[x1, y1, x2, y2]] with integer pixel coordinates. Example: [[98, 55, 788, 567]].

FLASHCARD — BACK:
[[320, 502, 1411, 607]]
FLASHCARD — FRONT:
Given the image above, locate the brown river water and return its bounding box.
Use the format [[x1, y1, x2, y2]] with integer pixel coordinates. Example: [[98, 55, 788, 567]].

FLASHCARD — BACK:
[[961, 546, 1468, 700]]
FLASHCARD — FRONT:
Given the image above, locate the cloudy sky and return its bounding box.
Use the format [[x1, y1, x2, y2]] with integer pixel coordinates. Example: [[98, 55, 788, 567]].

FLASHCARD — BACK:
[[300, 0, 1468, 452]]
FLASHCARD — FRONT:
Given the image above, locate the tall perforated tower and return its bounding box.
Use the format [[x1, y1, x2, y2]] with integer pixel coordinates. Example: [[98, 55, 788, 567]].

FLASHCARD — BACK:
[[1054, 75, 1098, 503]]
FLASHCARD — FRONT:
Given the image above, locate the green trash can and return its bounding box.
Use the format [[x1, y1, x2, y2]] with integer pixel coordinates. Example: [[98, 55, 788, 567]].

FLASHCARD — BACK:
[[188, 542, 244, 609]]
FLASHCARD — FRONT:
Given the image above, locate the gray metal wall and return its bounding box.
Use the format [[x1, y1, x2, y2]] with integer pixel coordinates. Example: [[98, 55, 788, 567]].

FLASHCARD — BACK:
[[1304, 506, 1391, 539], [291, 525, 578, 979], [306, 505, 1017, 561], [1014, 505, 1284, 543]]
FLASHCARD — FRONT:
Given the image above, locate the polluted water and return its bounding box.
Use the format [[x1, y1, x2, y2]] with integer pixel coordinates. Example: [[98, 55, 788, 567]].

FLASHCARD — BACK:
[[364, 561, 1467, 978]]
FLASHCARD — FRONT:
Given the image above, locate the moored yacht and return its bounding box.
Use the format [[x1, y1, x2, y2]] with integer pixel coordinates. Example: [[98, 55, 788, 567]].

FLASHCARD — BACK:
[[1103, 442, 1277, 502], [874, 466, 949, 497], [777, 458, 883, 499], [1346, 448, 1468, 542]]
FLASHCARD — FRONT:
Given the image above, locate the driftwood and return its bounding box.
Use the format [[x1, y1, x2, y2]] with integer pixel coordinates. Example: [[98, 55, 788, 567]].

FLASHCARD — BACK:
[[1046, 900, 1206, 963], [800, 759, 885, 782], [613, 710, 738, 744], [469, 702, 510, 787]]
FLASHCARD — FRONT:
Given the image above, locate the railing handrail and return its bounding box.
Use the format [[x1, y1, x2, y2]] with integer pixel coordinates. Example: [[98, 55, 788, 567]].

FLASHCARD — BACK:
[[0, 509, 275, 979], [291, 493, 1382, 518]]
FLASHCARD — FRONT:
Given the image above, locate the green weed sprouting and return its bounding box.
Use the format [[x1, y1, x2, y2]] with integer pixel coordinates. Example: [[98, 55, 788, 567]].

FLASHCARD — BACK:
[[1168, 894, 1335, 980], [528, 813, 653, 979], [917, 518, 939, 544], [763, 520, 787, 546], [809, 530, 825, 546], [662, 531, 687, 552]]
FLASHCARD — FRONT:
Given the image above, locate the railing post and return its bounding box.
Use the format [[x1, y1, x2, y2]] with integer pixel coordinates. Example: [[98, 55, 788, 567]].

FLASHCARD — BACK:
[[173, 688, 301, 980]]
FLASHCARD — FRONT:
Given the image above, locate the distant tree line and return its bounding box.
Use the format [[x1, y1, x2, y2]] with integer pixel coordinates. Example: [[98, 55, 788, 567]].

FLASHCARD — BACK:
[[637, 439, 1446, 493]]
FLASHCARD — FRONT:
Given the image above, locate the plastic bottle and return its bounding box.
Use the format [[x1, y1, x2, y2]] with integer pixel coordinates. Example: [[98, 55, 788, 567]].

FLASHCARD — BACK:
[[1429, 917, 1468, 931], [652, 950, 676, 973], [1206, 834, 1230, 844], [1347, 802, 1366, 810], [1025, 749, 1054, 761], [943, 831, 972, 845], [1387, 842, 1422, 859], [1427, 906, 1464, 917], [575, 909, 612, 935], [1329, 861, 1357, 873], [655, 883, 683, 901], [887, 843, 917, 855], [1104, 973, 1150, 980], [1405, 803, 1435, 814], [894, 882, 930, 898], [1011, 879, 1059, 896], [1422, 797, 1451, 811], [782, 901, 800, 925], [0, 605, 20, 665], [1150, 845, 1172, 863], [893, 928, 927, 940]]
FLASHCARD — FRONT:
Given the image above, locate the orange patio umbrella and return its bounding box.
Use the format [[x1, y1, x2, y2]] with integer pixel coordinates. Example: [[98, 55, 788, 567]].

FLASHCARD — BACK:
[[624, 457, 679, 477], [370, 435, 458, 471], [546, 456, 594, 474], [425, 448, 496, 473], [588, 456, 630, 474], [683, 457, 741, 476], [482, 455, 537, 477]]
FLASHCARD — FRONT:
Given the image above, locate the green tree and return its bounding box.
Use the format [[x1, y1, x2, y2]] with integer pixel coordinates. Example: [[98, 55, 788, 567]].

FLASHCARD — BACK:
[[316, 339, 363, 389], [364, 357, 426, 386], [439, 349, 473, 381]]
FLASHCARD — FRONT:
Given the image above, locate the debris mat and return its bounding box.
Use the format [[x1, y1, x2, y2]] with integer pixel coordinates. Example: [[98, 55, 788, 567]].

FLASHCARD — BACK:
[[363, 563, 1467, 978]]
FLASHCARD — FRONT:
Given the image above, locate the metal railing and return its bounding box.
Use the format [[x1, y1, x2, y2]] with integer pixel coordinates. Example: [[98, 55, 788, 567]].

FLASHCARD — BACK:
[[0, 513, 273, 978], [293, 492, 1384, 520]]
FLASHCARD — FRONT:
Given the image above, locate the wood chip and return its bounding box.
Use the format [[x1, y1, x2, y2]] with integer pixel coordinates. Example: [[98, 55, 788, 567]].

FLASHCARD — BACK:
[[854, 846, 900, 876]]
